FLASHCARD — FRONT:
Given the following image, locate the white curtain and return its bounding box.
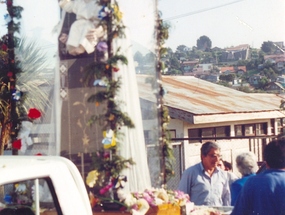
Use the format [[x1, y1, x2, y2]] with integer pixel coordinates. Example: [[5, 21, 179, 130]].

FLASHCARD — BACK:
[[113, 30, 152, 192], [112, 0, 157, 191]]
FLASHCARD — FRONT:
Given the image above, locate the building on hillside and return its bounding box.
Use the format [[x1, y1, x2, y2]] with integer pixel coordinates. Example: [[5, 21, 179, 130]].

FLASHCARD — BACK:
[[137, 74, 285, 189], [264, 54, 285, 71], [265, 82, 285, 93], [220, 66, 246, 75], [277, 75, 285, 87], [181, 60, 199, 72], [248, 74, 264, 86], [221, 44, 250, 61]]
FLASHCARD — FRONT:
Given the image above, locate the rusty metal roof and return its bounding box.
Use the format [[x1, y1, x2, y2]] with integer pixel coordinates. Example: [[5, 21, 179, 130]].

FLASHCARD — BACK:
[[137, 75, 285, 116]]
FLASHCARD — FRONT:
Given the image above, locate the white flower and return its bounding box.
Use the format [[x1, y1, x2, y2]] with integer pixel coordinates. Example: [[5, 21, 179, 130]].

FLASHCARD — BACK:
[[132, 199, 150, 215]]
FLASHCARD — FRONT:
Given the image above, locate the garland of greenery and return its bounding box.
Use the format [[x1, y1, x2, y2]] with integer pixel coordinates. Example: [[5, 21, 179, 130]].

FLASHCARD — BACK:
[[84, 0, 136, 202], [0, 0, 23, 154], [156, 14, 175, 184]]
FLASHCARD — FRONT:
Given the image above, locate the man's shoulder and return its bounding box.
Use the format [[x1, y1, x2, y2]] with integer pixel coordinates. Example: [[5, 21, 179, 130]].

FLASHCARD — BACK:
[[184, 162, 201, 172]]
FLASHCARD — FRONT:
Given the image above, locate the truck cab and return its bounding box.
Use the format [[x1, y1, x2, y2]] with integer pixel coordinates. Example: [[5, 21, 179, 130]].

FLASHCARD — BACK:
[[0, 156, 93, 215]]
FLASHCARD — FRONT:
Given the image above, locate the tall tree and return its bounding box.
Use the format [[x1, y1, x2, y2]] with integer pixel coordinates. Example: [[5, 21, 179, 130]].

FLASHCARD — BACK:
[[261, 41, 276, 54], [176, 45, 188, 52], [134, 51, 144, 65], [197, 35, 212, 51]]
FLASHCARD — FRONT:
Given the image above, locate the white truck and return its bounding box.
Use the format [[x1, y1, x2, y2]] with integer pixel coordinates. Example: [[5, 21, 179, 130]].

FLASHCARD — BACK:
[[0, 156, 93, 215]]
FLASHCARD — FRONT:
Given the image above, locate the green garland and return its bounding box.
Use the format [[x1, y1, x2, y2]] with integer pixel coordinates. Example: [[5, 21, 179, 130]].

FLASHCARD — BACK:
[[0, 0, 24, 154], [84, 0, 135, 202], [157, 14, 175, 184]]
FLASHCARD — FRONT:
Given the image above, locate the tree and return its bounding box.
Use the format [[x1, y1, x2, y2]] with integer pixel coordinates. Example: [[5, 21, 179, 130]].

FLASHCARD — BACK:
[[197, 35, 212, 51], [258, 77, 269, 89], [176, 45, 188, 52], [261, 41, 276, 54], [170, 56, 180, 69], [219, 73, 236, 82], [134, 51, 144, 65]]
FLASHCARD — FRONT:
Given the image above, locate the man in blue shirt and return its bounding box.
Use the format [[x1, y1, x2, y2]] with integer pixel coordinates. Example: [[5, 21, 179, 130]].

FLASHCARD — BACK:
[[231, 138, 285, 215], [178, 141, 230, 206]]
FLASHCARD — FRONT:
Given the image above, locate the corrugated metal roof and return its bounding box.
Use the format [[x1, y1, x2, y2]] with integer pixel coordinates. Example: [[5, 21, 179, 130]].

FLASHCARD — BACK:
[[137, 75, 285, 116]]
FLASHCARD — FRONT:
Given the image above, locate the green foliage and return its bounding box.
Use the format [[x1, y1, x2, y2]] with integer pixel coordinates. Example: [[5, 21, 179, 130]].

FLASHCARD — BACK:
[[85, 1, 135, 198], [197, 35, 212, 51], [261, 41, 276, 54], [219, 73, 236, 82]]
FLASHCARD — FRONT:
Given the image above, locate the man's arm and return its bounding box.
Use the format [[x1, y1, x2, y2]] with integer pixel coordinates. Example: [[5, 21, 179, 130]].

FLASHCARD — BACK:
[[178, 169, 191, 196], [222, 174, 231, 206]]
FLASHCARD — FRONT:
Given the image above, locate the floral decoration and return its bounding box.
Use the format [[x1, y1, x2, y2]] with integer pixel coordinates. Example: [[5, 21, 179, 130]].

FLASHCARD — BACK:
[[116, 188, 191, 215], [0, 1, 24, 155], [84, 0, 136, 205]]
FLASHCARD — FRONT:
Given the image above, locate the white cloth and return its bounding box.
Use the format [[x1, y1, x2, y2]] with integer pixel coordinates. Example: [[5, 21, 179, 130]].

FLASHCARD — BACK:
[[17, 121, 33, 153], [59, 0, 101, 54], [112, 27, 151, 192]]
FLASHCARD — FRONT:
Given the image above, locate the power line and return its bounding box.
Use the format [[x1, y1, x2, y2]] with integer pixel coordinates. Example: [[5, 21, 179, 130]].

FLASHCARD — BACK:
[[163, 0, 245, 21]]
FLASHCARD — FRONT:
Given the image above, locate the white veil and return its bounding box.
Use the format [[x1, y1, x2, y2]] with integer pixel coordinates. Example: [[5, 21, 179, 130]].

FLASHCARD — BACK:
[[112, 0, 157, 191]]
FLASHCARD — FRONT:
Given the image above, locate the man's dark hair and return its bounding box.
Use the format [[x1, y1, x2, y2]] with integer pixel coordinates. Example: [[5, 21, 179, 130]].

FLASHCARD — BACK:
[[223, 160, 233, 170], [264, 139, 285, 169], [201, 141, 220, 156]]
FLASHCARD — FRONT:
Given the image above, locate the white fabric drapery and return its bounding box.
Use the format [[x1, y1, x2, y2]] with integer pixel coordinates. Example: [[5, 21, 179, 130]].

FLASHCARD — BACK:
[[113, 30, 152, 192]]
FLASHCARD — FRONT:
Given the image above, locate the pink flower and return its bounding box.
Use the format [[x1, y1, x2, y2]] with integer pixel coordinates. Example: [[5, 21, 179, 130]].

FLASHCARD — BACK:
[[99, 183, 113, 195]]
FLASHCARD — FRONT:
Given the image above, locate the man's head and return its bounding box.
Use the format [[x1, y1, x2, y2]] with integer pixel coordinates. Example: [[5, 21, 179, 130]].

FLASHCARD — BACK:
[[264, 139, 285, 169], [201, 141, 221, 170], [217, 159, 225, 170]]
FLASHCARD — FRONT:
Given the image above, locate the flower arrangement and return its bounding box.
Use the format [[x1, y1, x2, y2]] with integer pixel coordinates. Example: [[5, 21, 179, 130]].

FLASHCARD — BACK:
[[84, 0, 135, 207], [86, 149, 134, 199], [115, 188, 191, 215]]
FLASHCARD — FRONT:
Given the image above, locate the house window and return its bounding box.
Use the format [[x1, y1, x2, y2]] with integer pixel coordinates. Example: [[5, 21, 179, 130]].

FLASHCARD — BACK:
[[277, 118, 285, 134], [256, 123, 266, 135], [245, 124, 254, 136], [216, 126, 230, 137], [188, 129, 200, 143], [234, 123, 267, 136], [201, 128, 214, 137], [235, 125, 243, 136], [188, 126, 230, 143]]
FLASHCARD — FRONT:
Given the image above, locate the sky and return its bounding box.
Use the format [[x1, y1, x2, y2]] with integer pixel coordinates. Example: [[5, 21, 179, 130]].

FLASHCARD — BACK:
[[159, 0, 285, 50], [0, 0, 156, 54], [1, 0, 284, 53]]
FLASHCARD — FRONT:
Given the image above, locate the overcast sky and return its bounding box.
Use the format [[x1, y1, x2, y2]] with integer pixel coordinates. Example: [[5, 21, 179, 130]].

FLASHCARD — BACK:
[[1, 0, 284, 52], [159, 0, 285, 50]]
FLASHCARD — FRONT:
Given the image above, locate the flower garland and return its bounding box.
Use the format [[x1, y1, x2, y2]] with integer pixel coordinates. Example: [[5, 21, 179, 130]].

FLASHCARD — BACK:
[[156, 13, 175, 184], [84, 0, 135, 205], [0, 0, 24, 155]]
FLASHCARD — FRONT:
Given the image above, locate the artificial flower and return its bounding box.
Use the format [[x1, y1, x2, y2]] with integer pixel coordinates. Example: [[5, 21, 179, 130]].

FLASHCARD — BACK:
[[1, 44, 8, 51], [98, 6, 111, 20], [99, 182, 113, 195], [12, 139, 21, 150], [102, 129, 116, 148], [15, 183, 27, 194], [93, 79, 107, 87], [28, 108, 41, 119], [108, 114, 115, 121], [4, 13, 11, 23], [114, 175, 127, 189], [112, 4, 123, 21], [112, 67, 120, 72], [132, 199, 150, 215], [86, 170, 99, 188], [7, 71, 13, 77], [97, 41, 108, 52], [12, 89, 22, 101], [89, 192, 99, 208]]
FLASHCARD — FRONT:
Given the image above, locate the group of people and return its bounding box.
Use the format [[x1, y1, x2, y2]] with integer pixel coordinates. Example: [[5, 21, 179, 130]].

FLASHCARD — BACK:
[[178, 139, 285, 214]]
